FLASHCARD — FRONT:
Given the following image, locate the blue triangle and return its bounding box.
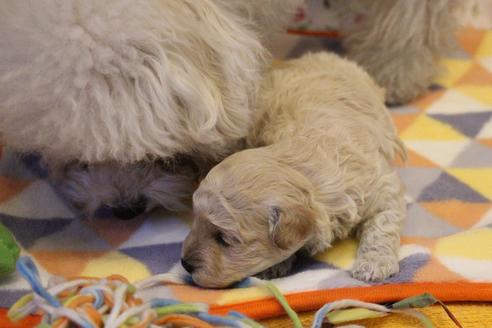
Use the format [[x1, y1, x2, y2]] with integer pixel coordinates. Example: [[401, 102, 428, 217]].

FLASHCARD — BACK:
[[418, 171, 489, 202], [120, 242, 182, 274], [382, 253, 430, 284], [430, 112, 492, 138], [0, 214, 72, 248]]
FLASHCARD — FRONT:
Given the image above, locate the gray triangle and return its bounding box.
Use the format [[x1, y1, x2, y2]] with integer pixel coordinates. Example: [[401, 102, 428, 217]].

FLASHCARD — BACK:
[[30, 219, 111, 251], [419, 171, 489, 202], [430, 112, 492, 137], [403, 203, 462, 238], [451, 142, 492, 167], [397, 168, 442, 201]]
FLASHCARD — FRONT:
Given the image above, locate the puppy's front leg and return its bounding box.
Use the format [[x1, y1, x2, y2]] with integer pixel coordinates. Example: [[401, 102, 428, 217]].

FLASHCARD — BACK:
[[351, 209, 403, 282], [351, 173, 405, 282]]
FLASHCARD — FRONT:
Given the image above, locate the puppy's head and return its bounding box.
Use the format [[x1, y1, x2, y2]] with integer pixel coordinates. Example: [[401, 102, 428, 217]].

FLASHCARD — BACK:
[[182, 149, 316, 287], [54, 157, 198, 219]]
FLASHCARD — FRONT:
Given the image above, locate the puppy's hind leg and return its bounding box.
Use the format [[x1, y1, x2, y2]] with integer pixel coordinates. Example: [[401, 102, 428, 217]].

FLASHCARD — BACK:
[[351, 173, 405, 282]]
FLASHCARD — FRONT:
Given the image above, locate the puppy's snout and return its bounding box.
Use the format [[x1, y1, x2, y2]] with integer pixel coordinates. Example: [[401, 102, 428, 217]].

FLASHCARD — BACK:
[[111, 196, 147, 220], [181, 258, 195, 274]]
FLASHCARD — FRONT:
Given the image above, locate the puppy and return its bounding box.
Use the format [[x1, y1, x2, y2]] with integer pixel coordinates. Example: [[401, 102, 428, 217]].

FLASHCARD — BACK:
[[53, 156, 200, 219], [0, 0, 301, 218], [182, 52, 406, 288], [328, 0, 468, 104]]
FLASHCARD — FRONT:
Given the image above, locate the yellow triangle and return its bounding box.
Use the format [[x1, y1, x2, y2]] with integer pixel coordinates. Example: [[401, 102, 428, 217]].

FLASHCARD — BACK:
[[314, 238, 358, 270], [447, 168, 492, 200], [435, 228, 492, 259], [81, 251, 151, 282], [434, 59, 472, 88], [218, 287, 270, 305], [476, 31, 492, 58], [455, 86, 492, 106], [400, 114, 467, 141]]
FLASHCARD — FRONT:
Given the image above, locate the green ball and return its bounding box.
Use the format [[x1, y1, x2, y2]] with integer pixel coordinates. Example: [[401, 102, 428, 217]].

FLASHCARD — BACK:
[[0, 223, 20, 277]]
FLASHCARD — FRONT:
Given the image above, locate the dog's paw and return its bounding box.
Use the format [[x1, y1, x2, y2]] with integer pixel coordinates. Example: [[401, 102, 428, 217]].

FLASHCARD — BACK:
[[255, 256, 296, 280], [350, 253, 399, 282]]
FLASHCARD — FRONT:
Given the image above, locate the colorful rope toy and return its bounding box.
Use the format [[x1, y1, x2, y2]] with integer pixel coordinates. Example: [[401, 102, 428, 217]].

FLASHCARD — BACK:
[[9, 257, 263, 328], [9, 256, 463, 328]]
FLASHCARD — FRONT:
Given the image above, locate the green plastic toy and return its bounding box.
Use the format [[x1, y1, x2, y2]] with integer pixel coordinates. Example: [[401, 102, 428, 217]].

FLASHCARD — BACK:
[[0, 222, 20, 277]]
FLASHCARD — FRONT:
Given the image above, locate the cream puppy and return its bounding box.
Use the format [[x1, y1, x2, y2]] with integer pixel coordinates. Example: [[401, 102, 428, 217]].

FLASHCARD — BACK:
[[182, 53, 406, 288]]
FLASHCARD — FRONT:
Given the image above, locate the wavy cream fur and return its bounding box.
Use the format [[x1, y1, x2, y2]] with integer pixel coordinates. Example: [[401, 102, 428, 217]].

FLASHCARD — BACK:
[[331, 0, 466, 104], [183, 53, 406, 287]]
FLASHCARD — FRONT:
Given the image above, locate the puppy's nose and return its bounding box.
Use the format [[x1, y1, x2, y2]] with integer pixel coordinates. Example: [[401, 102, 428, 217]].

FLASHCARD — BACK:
[[111, 197, 147, 220], [181, 258, 195, 274]]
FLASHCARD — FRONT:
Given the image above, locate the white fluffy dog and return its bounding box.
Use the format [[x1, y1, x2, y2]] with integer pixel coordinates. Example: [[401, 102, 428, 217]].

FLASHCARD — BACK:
[[0, 0, 301, 217], [182, 53, 406, 287]]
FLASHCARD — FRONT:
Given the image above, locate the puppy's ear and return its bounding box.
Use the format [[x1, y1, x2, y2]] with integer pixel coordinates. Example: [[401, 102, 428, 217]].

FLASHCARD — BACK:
[[268, 206, 315, 250]]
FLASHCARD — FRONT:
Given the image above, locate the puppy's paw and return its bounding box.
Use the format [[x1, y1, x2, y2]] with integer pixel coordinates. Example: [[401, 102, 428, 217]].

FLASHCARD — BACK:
[[255, 256, 296, 280], [350, 253, 399, 282]]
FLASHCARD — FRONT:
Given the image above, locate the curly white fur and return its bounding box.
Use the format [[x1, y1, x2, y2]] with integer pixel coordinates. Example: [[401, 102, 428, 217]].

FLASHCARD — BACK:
[[183, 53, 406, 287], [0, 0, 270, 164]]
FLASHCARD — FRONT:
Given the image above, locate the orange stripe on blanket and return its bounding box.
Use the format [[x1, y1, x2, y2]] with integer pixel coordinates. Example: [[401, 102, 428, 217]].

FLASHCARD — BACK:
[[2, 282, 492, 325], [210, 282, 492, 320], [0, 309, 40, 328]]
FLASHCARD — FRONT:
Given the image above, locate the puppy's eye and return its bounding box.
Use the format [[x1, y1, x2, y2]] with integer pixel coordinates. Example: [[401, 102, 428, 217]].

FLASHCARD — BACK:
[[215, 232, 230, 247]]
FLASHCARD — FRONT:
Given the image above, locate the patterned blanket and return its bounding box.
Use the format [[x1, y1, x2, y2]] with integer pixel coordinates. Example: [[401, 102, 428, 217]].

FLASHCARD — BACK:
[[1, 27, 492, 320]]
